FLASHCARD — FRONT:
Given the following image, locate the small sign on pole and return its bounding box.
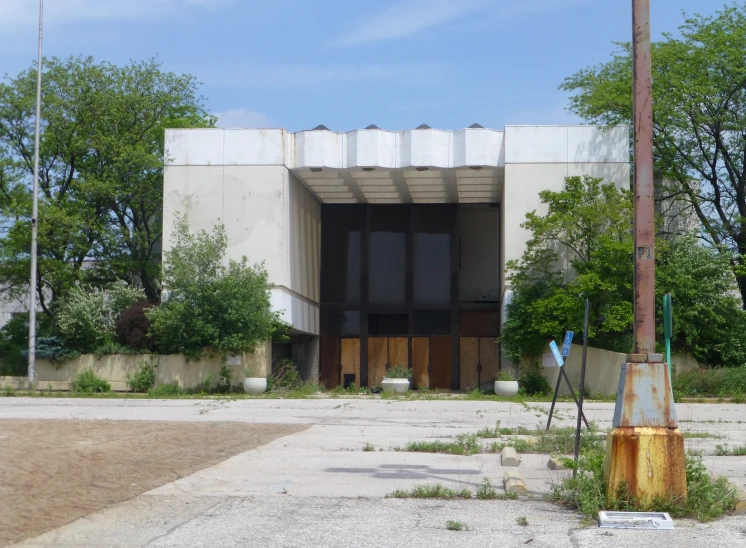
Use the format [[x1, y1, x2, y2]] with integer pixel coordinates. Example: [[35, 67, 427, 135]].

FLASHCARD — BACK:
[[561, 331, 574, 357], [549, 340, 564, 367]]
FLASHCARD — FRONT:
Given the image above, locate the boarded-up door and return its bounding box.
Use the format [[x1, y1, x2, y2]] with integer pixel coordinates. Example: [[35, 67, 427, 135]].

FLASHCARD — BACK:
[[368, 337, 409, 387], [320, 335, 340, 389], [460, 337, 500, 391], [411, 337, 430, 389], [430, 336, 452, 390], [340, 338, 361, 387]]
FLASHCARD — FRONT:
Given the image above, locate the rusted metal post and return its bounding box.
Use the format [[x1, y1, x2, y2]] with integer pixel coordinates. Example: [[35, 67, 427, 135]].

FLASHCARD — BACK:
[[604, 0, 687, 505], [632, 0, 656, 356]]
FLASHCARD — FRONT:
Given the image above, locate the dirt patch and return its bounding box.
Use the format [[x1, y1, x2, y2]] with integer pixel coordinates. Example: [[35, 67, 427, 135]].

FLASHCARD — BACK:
[[0, 419, 306, 547]]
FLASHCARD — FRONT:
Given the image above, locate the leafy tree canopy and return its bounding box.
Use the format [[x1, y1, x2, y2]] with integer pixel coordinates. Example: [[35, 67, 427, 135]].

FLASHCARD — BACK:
[[560, 3, 746, 307], [0, 56, 214, 313], [501, 176, 746, 367]]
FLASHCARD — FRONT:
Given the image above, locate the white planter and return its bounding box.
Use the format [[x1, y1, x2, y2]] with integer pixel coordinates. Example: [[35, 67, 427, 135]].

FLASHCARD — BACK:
[[494, 380, 519, 397], [382, 378, 410, 394], [243, 377, 267, 395]]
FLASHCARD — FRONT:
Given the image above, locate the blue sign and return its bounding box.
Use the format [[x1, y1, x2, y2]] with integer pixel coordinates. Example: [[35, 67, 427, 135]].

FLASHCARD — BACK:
[[561, 331, 574, 357], [549, 340, 564, 367]]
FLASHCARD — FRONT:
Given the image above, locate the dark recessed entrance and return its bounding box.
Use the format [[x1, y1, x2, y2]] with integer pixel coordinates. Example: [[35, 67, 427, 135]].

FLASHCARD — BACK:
[[319, 204, 501, 390]]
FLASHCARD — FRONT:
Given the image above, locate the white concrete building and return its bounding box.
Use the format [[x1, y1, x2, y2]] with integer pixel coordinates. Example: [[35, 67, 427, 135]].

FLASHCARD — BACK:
[[163, 124, 629, 389]]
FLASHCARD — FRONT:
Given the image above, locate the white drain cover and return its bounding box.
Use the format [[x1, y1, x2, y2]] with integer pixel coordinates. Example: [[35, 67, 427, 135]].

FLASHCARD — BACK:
[[598, 511, 674, 530]]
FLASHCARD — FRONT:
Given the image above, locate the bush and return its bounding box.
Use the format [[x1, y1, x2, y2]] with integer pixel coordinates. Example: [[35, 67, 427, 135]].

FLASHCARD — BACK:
[[267, 358, 302, 391], [385, 364, 412, 379], [127, 361, 157, 392], [147, 383, 183, 397], [673, 367, 746, 398], [57, 282, 144, 353], [116, 300, 157, 351], [23, 336, 80, 363], [71, 369, 111, 393], [518, 361, 551, 396], [148, 216, 280, 361], [0, 314, 29, 376]]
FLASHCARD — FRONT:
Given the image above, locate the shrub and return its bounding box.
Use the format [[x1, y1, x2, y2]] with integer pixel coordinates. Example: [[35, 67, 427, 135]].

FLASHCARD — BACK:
[[71, 369, 111, 393], [0, 314, 29, 376], [497, 371, 515, 382], [116, 300, 157, 351], [148, 215, 280, 361], [385, 364, 412, 379], [57, 282, 144, 353], [673, 367, 746, 398], [24, 337, 80, 363], [267, 358, 302, 391], [148, 383, 183, 397], [518, 360, 551, 396], [127, 361, 157, 393]]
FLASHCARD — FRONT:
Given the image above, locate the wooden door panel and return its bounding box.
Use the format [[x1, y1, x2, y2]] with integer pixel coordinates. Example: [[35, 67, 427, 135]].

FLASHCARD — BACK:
[[480, 337, 500, 390], [411, 337, 430, 389], [459, 337, 479, 391], [320, 336, 340, 389], [430, 336, 452, 390], [389, 337, 409, 370], [341, 338, 361, 387], [368, 337, 388, 387]]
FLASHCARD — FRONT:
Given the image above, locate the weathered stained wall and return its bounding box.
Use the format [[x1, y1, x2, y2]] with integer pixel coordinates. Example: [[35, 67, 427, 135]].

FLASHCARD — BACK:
[[13, 342, 270, 391]]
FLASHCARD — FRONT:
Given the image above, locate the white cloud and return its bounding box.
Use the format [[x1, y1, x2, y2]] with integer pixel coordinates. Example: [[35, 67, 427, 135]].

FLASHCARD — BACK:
[[327, 0, 493, 47], [213, 108, 274, 129], [0, 0, 236, 29], [327, 0, 594, 47]]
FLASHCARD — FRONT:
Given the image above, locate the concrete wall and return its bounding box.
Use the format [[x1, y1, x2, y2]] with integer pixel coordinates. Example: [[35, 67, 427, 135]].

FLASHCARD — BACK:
[[163, 130, 321, 335], [14, 342, 270, 391], [527, 343, 700, 397]]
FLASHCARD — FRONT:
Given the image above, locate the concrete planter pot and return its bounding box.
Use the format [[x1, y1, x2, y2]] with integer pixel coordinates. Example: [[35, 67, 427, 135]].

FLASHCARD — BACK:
[[243, 377, 267, 395], [494, 380, 519, 397], [382, 378, 410, 394]]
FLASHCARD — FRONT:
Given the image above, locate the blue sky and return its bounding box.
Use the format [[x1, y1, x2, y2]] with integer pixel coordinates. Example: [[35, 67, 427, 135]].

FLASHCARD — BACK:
[[0, 0, 727, 132]]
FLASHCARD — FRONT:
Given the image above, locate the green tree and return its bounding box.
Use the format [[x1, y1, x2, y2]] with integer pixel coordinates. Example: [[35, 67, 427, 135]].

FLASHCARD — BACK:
[[148, 216, 281, 360], [560, 3, 746, 307], [502, 176, 746, 367], [0, 56, 213, 313]]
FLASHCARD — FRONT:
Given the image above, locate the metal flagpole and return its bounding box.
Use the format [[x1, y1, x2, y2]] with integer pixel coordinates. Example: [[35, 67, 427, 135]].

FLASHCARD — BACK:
[[27, 0, 44, 389]]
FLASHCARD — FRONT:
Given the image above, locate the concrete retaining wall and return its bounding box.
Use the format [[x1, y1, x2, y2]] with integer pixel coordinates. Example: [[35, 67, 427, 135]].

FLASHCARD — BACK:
[[3, 341, 270, 391], [525, 344, 699, 397]]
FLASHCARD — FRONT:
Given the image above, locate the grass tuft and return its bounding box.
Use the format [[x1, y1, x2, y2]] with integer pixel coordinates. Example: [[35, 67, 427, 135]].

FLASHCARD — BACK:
[[446, 520, 467, 531], [403, 434, 481, 456], [389, 484, 472, 499]]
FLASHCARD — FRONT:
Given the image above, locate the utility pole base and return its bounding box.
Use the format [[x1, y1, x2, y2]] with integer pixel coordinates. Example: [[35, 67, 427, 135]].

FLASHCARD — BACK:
[[605, 361, 687, 504], [605, 426, 687, 504]]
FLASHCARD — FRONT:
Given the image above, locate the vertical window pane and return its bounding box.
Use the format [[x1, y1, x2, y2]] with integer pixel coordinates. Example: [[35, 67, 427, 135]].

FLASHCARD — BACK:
[[413, 233, 450, 304], [369, 232, 406, 304]]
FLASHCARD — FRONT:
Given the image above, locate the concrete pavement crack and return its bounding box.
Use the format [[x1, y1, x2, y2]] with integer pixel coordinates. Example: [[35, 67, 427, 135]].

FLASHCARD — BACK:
[[143, 498, 225, 547]]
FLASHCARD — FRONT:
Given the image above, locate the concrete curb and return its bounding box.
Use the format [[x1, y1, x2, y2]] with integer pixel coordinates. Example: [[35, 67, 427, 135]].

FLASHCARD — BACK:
[[503, 470, 528, 495], [729, 483, 746, 514], [547, 457, 566, 470], [501, 447, 520, 467]]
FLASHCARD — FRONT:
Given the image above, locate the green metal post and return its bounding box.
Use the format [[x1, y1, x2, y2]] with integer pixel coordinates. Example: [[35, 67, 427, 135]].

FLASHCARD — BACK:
[[663, 293, 672, 379]]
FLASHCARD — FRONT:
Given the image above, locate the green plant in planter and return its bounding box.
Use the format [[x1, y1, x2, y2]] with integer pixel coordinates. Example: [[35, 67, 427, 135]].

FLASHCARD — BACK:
[[385, 364, 412, 379], [497, 371, 515, 382]]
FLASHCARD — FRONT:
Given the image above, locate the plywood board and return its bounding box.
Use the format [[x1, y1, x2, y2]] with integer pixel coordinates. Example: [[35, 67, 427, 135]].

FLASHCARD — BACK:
[[368, 337, 388, 388], [320, 336, 340, 389], [340, 338, 361, 387], [411, 337, 430, 389], [480, 337, 500, 390], [460, 337, 479, 391], [389, 337, 409, 370], [430, 336, 452, 390]]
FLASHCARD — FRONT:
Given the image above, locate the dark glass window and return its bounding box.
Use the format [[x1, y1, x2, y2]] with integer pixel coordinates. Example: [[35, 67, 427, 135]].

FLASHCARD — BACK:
[[412, 311, 451, 335], [321, 205, 364, 303], [413, 205, 453, 304], [413, 233, 450, 303], [321, 310, 361, 336], [369, 313, 408, 335], [368, 206, 408, 305]]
